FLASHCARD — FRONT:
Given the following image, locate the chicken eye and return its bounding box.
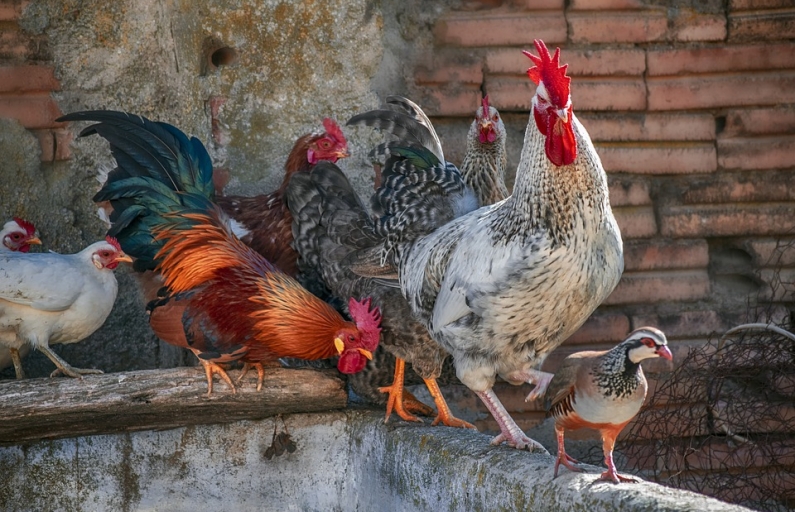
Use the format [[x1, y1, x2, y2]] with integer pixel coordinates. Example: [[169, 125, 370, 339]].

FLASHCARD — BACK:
[[320, 140, 332, 149], [348, 334, 355, 341], [11, 234, 22, 240], [100, 251, 111, 258], [492, 114, 499, 121]]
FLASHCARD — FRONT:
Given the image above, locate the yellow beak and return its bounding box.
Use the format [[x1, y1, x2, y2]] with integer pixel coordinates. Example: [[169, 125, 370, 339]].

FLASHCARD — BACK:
[[27, 237, 42, 245], [357, 348, 373, 361], [115, 253, 134, 264], [334, 337, 345, 355]]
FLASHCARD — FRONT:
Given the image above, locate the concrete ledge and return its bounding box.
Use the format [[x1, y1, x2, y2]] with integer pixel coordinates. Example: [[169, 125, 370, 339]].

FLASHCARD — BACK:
[[0, 408, 750, 511]]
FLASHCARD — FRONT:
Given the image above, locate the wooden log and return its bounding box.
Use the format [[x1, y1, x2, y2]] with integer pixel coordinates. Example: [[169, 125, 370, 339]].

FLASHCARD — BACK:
[[0, 367, 347, 445]]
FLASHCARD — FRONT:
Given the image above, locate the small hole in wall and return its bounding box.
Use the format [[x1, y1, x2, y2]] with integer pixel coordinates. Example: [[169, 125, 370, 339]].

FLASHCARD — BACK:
[[211, 47, 238, 68], [201, 36, 238, 75]]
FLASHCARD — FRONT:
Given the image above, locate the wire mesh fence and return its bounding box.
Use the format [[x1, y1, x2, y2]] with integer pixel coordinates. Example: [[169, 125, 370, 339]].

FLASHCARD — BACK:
[[619, 239, 795, 512]]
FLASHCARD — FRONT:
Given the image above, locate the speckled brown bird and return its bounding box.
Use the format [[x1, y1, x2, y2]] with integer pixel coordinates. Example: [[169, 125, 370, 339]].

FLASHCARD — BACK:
[[543, 327, 672, 483]]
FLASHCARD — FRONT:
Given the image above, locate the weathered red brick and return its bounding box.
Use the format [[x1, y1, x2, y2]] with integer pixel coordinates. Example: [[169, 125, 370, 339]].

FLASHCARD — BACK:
[[0, 1, 29, 21], [648, 73, 795, 110], [612, 206, 657, 239], [745, 238, 795, 267], [722, 106, 795, 137], [730, 0, 794, 8], [509, 0, 565, 10], [568, 11, 668, 43], [603, 270, 711, 305], [729, 11, 795, 41], [682, 170, 795, 204], [0, 65, 60, 93], [0, 30, 28, 60], [419, 86, 483, 116], [572, 78, 647, 111], [660, 204, 795, 237], [485, 48, 646, 76], [434, 12, 566, 47], [672, 13, 727, 42], [415, 61, 483, 85], [566, 313, 631, 345], [624, 239, 709, 271], [647, 43, 795, 76], [568, 0, 645, 9], [578, 113, 715, 142], [607, 177, 651, 206], [0, 95, 64, 129], [487, 76, 646, 111], [673, 438, 795, 472], [596, 143, 717, 174], [632, 310, 727, 339], [718, 135, 795, 171], [33, 128, 73, 162]]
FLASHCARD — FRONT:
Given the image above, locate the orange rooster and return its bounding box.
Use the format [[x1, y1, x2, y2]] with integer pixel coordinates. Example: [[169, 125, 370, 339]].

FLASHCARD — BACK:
[[58, 110, 379, 394], [214, 118, 349, 276]]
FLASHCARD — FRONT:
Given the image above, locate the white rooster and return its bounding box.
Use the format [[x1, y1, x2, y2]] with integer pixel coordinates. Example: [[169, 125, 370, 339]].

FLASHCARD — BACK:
[[0, 236, 131, 378], [363, 40, 624, 451]]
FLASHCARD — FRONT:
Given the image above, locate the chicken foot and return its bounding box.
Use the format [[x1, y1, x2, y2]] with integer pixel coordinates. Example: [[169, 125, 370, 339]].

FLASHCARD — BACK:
[[517, 368, 555, 402], [9, 348, 25, 380], [39, 345, 103, 378], [236, 362, 266, 391], [553, 426, 582, 478], [475, 388, 548, 453], [423, 377, 476, 429], [379, 358, 432, 423], [200, 359, 236, 395]]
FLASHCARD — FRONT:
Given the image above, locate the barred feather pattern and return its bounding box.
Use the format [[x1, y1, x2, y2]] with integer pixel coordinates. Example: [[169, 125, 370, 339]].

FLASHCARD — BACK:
[[286, 163, 454, 404], [397, 112, 624, 395], [460, 105, 509, 207]]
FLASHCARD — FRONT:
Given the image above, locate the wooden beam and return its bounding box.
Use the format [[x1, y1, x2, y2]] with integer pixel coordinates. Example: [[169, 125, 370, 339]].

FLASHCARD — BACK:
[[0, 367, 347, 445]]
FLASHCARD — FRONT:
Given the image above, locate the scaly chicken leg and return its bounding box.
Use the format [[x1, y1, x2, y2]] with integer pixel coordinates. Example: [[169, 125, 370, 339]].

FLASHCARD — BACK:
[[423, 377, 475, 429], [379, 358, 433, 422], [237, 362, 267, 391], [200, 359, 236, 395], [39, 345, 103, 378], [476, 388, 547, 452], [9, 348, 25, 380]]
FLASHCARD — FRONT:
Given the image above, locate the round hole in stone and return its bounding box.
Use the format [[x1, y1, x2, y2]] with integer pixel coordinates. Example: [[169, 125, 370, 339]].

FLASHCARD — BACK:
[[211, 47, 238, 68]]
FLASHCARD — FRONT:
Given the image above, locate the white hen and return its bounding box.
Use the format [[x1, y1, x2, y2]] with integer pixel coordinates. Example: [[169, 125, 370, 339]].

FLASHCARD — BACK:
[[372, 40, 623, 451], [0, 236, 131, 378]]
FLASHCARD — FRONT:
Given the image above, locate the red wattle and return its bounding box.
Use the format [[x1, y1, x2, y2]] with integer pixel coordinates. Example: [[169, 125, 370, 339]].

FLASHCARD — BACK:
[[545, 113, 576, 167], [337, 350, 366, 374]]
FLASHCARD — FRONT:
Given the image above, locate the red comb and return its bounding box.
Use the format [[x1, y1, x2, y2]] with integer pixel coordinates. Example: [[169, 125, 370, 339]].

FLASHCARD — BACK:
[[481, 95, 490, 114], [322, 118, 347, 144], [348, 297, 382, 351], [523, 39, 571, 109], [12, 217, 36, 236], [105, 235, 122, 252]]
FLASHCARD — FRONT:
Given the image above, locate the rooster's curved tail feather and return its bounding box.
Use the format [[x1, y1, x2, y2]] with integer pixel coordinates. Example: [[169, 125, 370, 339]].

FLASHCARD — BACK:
[[57, 110, 216, 271]]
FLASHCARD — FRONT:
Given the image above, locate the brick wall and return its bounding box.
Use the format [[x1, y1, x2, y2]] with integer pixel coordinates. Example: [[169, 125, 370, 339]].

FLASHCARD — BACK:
[[0, 0, 70, 161], [410, 1, 795, 503]]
